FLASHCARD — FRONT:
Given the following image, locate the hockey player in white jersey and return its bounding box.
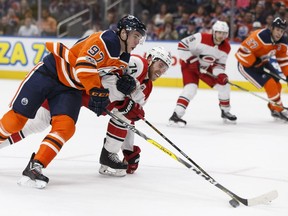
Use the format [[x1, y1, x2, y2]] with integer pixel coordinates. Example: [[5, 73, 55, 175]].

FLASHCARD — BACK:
[[1, 46, 172, 178], [169, 20, 237, 127], [99, 46, 172, 176]]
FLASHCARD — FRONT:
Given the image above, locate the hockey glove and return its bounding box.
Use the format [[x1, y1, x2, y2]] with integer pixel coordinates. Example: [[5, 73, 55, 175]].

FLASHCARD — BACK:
[[116, 74, 136, 95], [123, 145, 141, 174], [88, 87, 110, 116], [116, 97, 144, 121], [216, 73, 228, 85]]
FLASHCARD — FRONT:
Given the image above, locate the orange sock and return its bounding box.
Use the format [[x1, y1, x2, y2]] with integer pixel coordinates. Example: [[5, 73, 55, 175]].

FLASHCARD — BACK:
[[0, 110, 27, 142], [34, 115, 75, 167], [264, 79, 283, 112]]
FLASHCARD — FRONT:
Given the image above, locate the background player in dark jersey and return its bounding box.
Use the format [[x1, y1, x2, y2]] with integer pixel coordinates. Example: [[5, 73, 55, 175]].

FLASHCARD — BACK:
[[235, 17, 288, 121]]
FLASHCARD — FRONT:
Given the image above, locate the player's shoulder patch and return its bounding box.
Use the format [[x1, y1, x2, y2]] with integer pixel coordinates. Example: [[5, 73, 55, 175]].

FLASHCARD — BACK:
[[258, 29, 272, 44], [101, 30, 121, 57], [85, 55, 96, 65], [120, 52, 130, 63]]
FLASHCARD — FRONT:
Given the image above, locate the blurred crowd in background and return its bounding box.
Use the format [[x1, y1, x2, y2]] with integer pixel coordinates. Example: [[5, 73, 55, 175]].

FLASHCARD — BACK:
[[0, 0, 287, 42]]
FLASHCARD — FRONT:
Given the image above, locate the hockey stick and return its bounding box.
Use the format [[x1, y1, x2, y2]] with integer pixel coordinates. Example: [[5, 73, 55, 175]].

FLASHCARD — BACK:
[[106, 109, 278, 207], [199, 68, 288, 110], [227, 81, 288, 110], [141, 117, 210, 177], [263, 67, 288, 83]]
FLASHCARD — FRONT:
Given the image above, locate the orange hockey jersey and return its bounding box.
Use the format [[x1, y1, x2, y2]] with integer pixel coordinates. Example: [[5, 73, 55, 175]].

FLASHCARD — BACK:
[[45, 30, 130, 94], [235, 28, 288, 74]]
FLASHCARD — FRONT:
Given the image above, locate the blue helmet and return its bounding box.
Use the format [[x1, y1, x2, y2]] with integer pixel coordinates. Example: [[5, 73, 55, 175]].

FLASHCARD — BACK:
[[117, 15, 146, 37], [272, 17, 286, 29]]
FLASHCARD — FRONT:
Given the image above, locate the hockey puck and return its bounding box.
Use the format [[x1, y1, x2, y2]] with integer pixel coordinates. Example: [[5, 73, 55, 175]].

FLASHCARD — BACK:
[[229, 199, 240, 208]]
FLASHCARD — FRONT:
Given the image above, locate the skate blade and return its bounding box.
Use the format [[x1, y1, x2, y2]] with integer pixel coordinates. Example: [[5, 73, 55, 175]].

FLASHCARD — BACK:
[[168, 120, 186, 128], [17, 176, 47, 189], [272, 116, 288, 123], [99, 165, 127, 177], [222, 118, 237, 124]]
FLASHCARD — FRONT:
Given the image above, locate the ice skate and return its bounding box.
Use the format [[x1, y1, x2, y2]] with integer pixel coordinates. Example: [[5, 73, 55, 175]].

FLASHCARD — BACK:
[[270, 109, 288, 122], [221, 110, 237, 122], [168, 112, 187, 127], [99, 147, 127, 177], [17, 153, 49, 189]]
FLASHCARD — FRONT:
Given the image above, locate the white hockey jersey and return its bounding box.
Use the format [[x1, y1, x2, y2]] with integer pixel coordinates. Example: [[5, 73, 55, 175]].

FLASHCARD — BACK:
[[178, 33, 231, 73], [102, 54, 152, 106]]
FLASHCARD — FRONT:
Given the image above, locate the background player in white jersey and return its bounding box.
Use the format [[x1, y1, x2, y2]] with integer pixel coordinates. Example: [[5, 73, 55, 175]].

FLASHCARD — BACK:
[[1, 46, 172, 177], [168, 21, 237, 127]]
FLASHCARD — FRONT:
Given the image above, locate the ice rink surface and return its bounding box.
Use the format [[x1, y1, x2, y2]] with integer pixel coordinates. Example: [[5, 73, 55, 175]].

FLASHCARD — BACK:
[[0, 79, 287, 216]]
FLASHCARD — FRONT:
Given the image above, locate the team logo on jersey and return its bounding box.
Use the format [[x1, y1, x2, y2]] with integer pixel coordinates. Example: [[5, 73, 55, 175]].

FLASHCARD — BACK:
[[200, 55, 217, 64], [21, 98, 28, 106], [85, 56, 96, 65]]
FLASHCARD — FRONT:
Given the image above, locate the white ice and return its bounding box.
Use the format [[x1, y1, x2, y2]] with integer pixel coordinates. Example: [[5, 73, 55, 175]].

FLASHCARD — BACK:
[[0, 79, 287, 216]]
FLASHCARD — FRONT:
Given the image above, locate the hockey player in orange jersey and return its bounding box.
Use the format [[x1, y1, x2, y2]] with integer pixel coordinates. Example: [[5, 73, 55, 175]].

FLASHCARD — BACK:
[[0, 15, 146, 188], [0, 47, 172, 178], [235, 17, 288, 121], [168, 21, 237, 127]]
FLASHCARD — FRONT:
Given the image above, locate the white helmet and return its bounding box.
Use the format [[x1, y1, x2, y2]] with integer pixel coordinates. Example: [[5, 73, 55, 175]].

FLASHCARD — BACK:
[[212, 20, 229, 33], [146, 46, 172, 67]]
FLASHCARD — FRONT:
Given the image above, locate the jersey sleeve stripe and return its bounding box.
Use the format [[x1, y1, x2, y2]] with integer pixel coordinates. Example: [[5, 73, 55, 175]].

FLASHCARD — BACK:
[[75, 62, 97, 68], [66, 62, 84, 88], [75, 68, 99, 74], [60, 59, 77, 88]]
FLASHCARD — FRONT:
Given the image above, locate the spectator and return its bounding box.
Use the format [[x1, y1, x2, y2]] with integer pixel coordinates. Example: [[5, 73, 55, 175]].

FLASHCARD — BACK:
[[254, 3, 266, 24], [172, 2, 186, 26], [153, 2, 169, 28], [175, 12, 190, 36], [265, 14, 274, 28], [274, 4, 286, 21], [37, 8, 57, 36], [3, 8, 19, 35], [198, 15, 213, 33], [178, 19, 197, 39], [234, 11, 253, 41], [146, 21, 158, 41], [102, 8, 117, 30], [18, 16, 39, 36], [51, 1, 70, 23], [82, 22, 102, 38], [252, 21, 262, 30], [18, 0, 31, 21], [140, 9, 150, 26], [236, 0, 250, 9], [159, 21, 178, 40]]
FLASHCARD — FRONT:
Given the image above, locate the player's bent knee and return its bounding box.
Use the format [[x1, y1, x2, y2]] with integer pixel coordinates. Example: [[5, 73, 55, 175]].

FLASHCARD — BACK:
[[50, 115, 75, 141], [1, 110, 28, 133]]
